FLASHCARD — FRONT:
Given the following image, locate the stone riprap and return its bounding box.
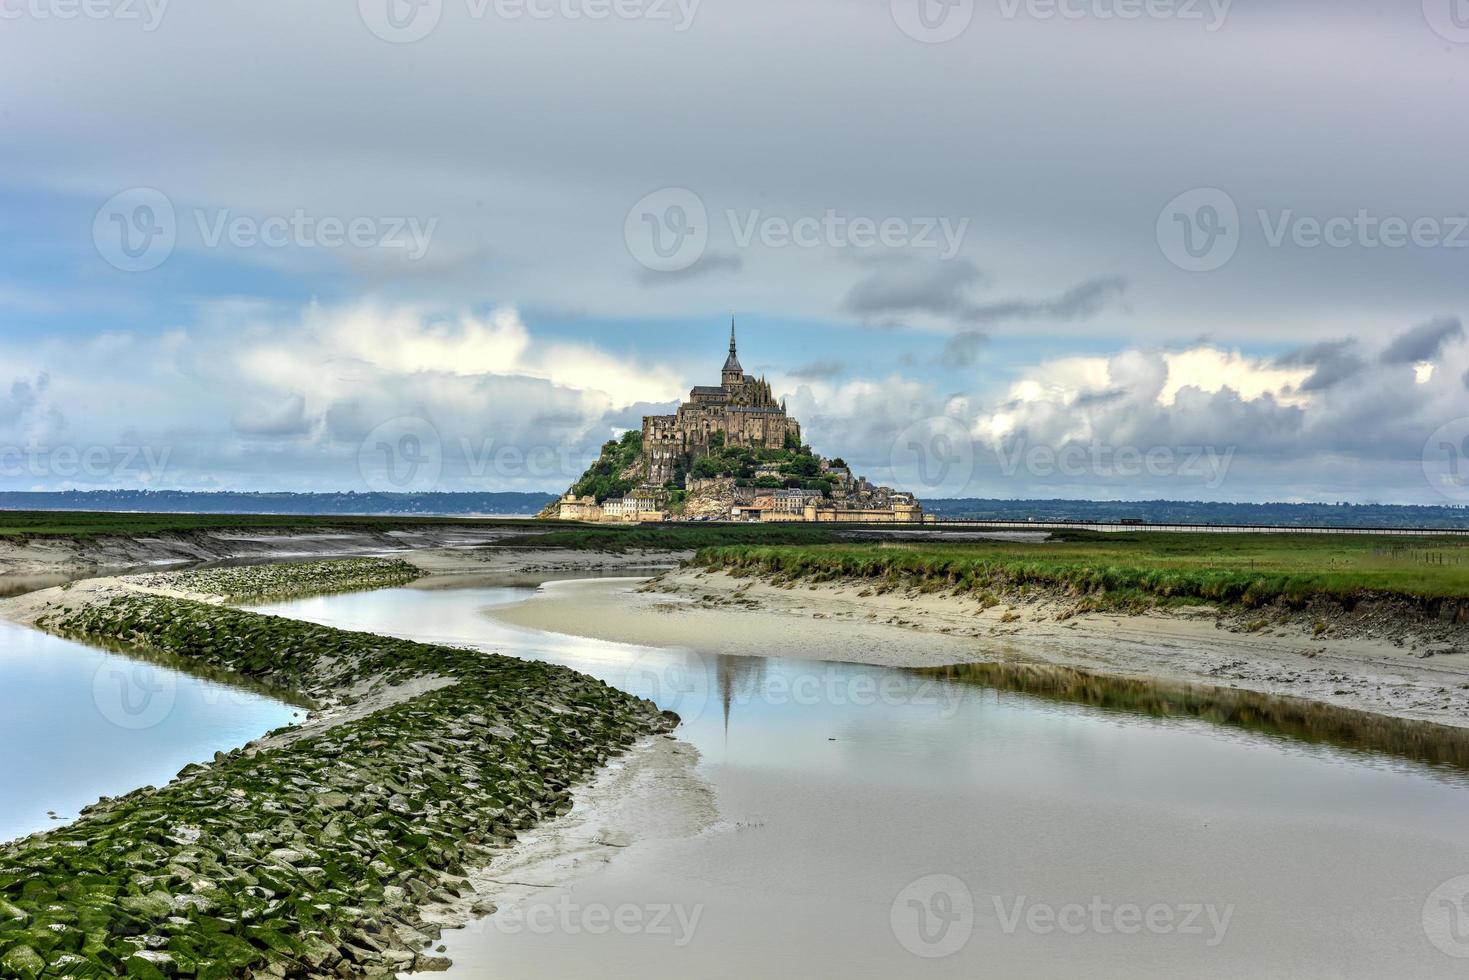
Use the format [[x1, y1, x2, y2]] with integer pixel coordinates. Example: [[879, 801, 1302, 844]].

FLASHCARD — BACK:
[[126, 558, 422, 605], [2, 587, 675, 979]]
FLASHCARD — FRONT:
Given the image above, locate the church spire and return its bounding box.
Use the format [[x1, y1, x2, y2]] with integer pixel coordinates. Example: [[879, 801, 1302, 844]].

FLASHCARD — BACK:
[[721, 315, 744, 384]]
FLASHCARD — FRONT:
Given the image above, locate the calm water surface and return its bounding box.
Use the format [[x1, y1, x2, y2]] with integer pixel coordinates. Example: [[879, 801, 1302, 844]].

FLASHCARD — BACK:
[[255, 582, 1469, 979], [0, 618, 299, 843]]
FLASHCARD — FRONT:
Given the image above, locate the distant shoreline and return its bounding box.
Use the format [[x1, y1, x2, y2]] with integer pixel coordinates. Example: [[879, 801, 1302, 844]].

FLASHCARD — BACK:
[[4, 491, 1469, 530]]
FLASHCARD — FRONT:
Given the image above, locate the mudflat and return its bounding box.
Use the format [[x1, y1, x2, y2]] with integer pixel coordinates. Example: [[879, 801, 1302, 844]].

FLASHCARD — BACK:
[[491, 567, 1469, 729]]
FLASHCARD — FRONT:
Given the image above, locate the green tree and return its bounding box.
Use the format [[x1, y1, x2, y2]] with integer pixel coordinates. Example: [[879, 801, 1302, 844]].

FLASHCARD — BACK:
[[570, 429, 645, 502]]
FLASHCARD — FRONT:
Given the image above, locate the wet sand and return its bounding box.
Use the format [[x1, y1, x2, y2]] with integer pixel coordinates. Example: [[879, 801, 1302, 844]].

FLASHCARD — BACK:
[[313, 580, 1469, 980]]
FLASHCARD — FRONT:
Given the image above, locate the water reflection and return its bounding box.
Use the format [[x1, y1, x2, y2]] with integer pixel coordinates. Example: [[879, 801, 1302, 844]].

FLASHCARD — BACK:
[[257, 582, 1469, 790], [917, 661, 1469, 780], [717, 656, 766, 736], [250, 580, 1469, 977], [0, 572, 101, 598], [0, 620, 298, 844]]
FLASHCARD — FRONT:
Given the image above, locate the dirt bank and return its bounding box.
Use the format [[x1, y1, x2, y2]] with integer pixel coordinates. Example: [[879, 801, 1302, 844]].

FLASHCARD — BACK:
[[0, 525, 537, 575], [492, 567, 1469, 730], [400, 546, 690, 586]]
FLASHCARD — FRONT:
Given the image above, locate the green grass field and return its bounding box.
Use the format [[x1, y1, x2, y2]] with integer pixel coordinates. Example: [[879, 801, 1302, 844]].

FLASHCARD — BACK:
[[7, 512, 1469, 605], [693, 530, 1469, 606], [0, 511, 542, 540], [516, 523, 843, 551]]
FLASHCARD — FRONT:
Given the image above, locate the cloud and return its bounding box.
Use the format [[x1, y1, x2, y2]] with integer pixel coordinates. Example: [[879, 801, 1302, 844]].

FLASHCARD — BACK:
[[943, 330, 988, 367], [788, 359, 845, 379], [237, 302, 686, 412], [233, 394, 311, 438], [768, 316, 1469, 503], [0, 303, 692, 493], [956, 276, 1127, 327], [948, 326, 1469, 501], [843, 257, 1125, 330], [636, 251, 743, 287], [1379, 316, 1464, 365], [1274, 340, 1364, 392], [5, 290, 1468, 504], [843, 258, 987, 320], [1, 0, 1466, 347], [0, 376, 44, 428], [1071, 387, 1128, 408], [1157, 347, 1310, 407], [0, 373, 64, 441]]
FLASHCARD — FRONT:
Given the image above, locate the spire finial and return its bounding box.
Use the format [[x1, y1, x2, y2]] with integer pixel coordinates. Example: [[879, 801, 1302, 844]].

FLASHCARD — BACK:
[[729, 313, 737, 354]]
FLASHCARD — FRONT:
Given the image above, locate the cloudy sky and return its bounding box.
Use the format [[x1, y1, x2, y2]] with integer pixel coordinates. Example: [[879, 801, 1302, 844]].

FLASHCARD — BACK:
[[2, 0, 1468, 502]]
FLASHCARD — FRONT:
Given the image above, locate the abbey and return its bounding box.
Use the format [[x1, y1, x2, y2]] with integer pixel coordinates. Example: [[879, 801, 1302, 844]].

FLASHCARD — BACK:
[[641, 322, 802, 485], [550, 320, 925, 524]]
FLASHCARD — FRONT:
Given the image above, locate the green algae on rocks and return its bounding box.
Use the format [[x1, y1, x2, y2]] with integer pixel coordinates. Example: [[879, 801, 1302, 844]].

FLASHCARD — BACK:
[[3, 593, 676, 978], [129, 558, 423, 604]]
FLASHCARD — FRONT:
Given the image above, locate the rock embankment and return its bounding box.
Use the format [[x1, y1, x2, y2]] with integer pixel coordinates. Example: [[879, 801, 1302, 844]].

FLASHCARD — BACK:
[[127, 558, 422, 605], [0, 571, 675, 979]]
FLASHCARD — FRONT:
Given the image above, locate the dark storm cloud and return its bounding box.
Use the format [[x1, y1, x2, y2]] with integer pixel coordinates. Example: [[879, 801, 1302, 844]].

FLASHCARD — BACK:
[[1379, 317, 1464, 365], [1274, 340, 1365, 392]]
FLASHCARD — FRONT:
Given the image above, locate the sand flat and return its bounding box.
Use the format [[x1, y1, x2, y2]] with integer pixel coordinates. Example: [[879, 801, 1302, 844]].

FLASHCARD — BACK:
[[490, 568, 1469, 729]]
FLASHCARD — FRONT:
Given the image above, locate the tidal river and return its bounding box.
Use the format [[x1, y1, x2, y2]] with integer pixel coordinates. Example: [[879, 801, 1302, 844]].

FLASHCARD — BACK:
[[0, 618, 299, 844], [252, 579, 1469, 980]]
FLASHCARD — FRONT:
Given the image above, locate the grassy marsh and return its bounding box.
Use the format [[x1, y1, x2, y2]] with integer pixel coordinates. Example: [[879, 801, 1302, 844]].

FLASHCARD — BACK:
[[692, 531, 1469, 609]]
